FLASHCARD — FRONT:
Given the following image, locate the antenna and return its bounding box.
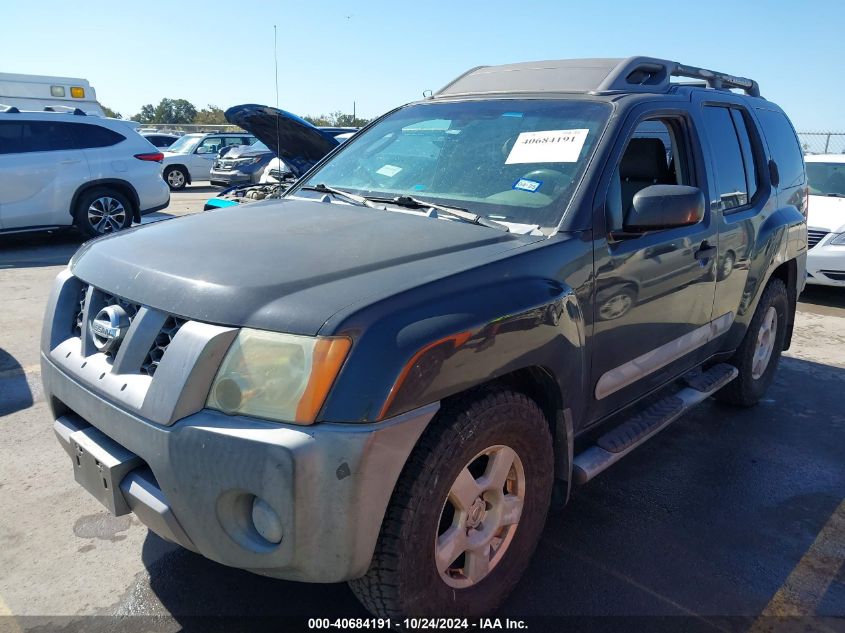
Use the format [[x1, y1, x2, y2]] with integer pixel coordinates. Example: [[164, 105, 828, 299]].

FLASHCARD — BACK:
[[274, 24, 281, 163]]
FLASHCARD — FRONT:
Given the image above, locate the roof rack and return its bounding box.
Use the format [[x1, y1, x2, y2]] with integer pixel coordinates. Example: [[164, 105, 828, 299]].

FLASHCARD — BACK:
[[434, 56, 761, 99], [0, 104, 20, 113]]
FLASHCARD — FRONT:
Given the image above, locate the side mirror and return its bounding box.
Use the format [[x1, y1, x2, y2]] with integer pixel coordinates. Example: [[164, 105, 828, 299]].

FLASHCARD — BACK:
[[624, 185, 705, 232], [196, 146, 212, 154]]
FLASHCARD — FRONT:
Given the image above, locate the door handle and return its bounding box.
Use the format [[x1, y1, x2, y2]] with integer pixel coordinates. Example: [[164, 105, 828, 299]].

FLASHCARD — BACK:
[[694, 241, 717, 260], [59, 159, 81, 165]]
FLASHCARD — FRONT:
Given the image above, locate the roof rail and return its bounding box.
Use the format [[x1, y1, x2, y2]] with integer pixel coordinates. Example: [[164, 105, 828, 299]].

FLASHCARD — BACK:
[[0, 104, 20, 113], [434, 57, 761, 99], [595, 57, 760, 97]]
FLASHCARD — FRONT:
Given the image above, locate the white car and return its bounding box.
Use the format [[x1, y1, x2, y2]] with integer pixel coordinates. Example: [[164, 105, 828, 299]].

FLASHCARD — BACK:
[[0, 108, 170, 238], [160, 132, 255, 190], [805, 154, 845, 287]]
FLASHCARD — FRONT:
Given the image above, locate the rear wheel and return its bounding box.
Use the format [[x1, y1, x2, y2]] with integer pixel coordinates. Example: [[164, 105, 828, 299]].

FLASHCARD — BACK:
[[349, 388, 554, 618], [164, 166, 188, 190], [716, 277, 788, 406], [73, 188, 132, 239]]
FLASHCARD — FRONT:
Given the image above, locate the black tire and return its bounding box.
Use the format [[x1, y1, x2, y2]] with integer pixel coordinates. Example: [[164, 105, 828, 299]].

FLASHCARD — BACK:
[[715, 278, 788, 407], [718, 250, 736, 281], [164, 165, 188, 190], [349, 388, 554, 618], [73, 187, 133, 239]]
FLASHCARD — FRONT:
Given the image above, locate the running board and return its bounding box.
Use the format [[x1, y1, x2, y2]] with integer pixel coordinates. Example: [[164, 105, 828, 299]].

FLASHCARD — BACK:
[[573, 363, 738, 484]]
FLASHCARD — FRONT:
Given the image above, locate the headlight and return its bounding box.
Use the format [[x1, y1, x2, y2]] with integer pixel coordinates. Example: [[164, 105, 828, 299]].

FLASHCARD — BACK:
[[233, 157, 261, 167], [206, 329, 351, 425], [830, 233, 845, 245]]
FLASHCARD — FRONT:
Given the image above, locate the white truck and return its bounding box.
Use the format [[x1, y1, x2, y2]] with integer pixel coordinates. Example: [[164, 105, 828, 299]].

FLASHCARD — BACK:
[[0, 72, 105, 116]]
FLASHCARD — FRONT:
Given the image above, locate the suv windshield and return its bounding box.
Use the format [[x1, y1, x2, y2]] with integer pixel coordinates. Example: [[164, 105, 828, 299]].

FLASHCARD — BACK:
[[807, 162, 845, 198], [166, 135, 201, 154], [293, 99, 611, 229]]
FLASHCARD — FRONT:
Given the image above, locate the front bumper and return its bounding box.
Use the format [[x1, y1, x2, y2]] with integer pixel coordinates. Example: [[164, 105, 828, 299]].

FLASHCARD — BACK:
[[209, 168, 253, 186], [41, 270, 438, 582], [806, 241, 845, 287]]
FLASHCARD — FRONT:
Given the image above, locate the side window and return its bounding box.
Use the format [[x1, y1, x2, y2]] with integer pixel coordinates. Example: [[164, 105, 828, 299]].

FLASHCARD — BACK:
[[0, 122, 26, 154], [606, 118, 691, 232], [729, 109, 759, 202], [72, 123, 125, 149], [702, 106, 749, 211], [196, 137, 221, 154], [756, 109, 805, 190]]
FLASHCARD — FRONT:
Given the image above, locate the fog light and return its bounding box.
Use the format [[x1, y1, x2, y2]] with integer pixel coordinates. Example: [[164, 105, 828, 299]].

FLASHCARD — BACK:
[[251, 497, 283, 544]]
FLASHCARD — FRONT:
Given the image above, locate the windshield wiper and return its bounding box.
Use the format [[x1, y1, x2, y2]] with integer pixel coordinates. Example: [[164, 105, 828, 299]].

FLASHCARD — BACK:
[[826, 193, 845, 198], [301, 184, 383, 209], [382, 195, 509, 232]]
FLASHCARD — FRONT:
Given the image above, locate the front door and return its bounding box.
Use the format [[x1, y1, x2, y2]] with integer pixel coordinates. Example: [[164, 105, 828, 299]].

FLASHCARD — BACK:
[[589, 106, 719, 421]]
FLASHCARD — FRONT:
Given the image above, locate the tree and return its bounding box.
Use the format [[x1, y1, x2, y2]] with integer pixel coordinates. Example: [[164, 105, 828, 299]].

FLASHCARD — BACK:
[[194, 105, 227, 125], [132, 98, 197, 124], [101, 105, 122, 119], [304, 110, 370, 127]]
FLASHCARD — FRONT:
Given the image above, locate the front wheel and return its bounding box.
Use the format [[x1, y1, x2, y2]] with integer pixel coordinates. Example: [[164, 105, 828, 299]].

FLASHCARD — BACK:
[[73, 188, 133, 239], [715, 277, 788, 407], [349, 389, 554, 618]]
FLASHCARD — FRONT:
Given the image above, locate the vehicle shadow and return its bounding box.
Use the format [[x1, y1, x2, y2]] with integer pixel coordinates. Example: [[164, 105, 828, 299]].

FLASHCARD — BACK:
[[0, 347, 33, 416], [799, 284, 845, 310], [140, 532, 367, 621], [137, 356, 845, 629], [0, 230, 83, 269]]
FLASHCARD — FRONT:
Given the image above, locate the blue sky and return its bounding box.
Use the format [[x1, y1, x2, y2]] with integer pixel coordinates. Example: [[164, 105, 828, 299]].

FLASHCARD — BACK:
[[2, 0, 842, 130]]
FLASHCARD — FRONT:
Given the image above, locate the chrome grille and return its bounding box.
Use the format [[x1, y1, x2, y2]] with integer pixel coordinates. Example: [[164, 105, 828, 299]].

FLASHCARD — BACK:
[[73, 284, 89, 337], [140, 316, 186, 376], [808, 229, 828, 250]]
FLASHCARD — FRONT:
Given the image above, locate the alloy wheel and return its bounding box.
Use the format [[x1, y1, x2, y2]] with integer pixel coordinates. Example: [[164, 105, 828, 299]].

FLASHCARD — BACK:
[[87, 196, 127, 234], [435, 445, 525, 588]]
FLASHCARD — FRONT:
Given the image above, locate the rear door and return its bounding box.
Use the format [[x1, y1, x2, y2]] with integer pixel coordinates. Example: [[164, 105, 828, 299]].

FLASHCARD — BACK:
[[0, 120, 90, 229], [589, 104, 718, 421]]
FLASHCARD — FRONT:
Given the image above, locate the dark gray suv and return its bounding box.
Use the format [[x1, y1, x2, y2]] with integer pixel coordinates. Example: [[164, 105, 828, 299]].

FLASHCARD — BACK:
[[43, 57, 807, 619]]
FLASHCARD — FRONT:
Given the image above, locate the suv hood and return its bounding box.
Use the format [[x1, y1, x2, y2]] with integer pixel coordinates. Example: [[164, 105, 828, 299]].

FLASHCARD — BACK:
[[70, 199, 538, 335], [224, 104, 339, 177], [807, 194, 845, 232]]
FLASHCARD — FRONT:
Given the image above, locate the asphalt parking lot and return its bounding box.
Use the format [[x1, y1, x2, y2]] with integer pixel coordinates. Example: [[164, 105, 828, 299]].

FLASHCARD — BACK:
[[0, 186, 843, 631]]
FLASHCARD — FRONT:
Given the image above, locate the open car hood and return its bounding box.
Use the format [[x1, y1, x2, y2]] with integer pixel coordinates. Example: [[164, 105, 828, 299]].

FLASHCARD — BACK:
[[224, 104, 340, 177]]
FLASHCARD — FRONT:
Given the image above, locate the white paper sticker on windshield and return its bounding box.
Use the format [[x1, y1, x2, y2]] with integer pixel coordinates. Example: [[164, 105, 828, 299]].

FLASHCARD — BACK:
[[376, 164, 402, 177], [505, 129, 589, 164]]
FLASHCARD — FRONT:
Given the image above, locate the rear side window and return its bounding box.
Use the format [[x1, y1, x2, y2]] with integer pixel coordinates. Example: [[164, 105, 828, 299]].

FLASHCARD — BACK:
[[0, 120, 124, 154], [756, 109, 805, 190], [75, 124, 124, 148], [0, 120, 75, 153], [702, 106, 750, 210]]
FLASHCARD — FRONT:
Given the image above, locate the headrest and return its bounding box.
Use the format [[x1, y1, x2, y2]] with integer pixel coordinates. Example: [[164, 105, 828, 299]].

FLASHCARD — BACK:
[[621, 137, 669, 181]]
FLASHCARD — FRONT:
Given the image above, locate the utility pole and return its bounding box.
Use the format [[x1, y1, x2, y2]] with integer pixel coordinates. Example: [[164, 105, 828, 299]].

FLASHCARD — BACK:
[[353, 101, 356, 121]]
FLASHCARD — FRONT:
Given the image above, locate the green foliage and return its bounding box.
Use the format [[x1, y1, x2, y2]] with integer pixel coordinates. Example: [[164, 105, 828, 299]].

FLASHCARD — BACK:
[[132, 98, 198, 124], [101, 105, 122, 119], [194, 105, 228, 125], [304, 110, 370, 127]]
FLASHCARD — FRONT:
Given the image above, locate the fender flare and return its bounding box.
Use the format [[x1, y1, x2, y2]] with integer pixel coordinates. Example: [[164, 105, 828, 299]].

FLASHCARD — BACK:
[[69, 179, 142, 223]]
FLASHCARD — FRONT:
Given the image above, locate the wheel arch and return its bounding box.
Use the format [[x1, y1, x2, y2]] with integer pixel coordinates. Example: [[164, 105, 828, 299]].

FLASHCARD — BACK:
[[69, 179, 141, 223], [768, 258, 798, 350], [164, 163, 192, 185]]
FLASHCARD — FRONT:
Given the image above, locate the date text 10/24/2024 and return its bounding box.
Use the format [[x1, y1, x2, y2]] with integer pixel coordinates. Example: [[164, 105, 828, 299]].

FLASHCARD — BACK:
[[307, 618, 529, 630]]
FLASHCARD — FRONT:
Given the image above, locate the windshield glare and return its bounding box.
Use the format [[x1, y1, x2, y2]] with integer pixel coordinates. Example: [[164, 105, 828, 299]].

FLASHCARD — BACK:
[[807, 162, 845, 197], [166, 135, 201, 154], [294, 99, 610, 228]]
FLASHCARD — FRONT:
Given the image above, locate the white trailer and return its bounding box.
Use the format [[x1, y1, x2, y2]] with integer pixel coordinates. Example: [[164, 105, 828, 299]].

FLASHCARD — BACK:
[[0, 72, 104, 115]]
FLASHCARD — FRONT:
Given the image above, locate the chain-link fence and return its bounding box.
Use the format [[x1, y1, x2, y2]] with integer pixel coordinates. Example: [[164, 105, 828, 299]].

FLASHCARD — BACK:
[[797, 132, 845, 155]]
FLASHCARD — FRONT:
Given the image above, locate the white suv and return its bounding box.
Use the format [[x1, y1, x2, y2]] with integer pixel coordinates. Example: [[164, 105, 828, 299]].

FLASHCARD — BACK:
[[161, 132, 255, 190], [0, 109, 170, 238], [805, 154, 845, 287]]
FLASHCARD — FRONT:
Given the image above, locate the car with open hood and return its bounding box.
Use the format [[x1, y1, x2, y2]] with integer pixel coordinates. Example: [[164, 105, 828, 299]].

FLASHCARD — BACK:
[[160, 131, 255, 190], [204, 104, 356, 209], [43, 57, 806, 619]]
